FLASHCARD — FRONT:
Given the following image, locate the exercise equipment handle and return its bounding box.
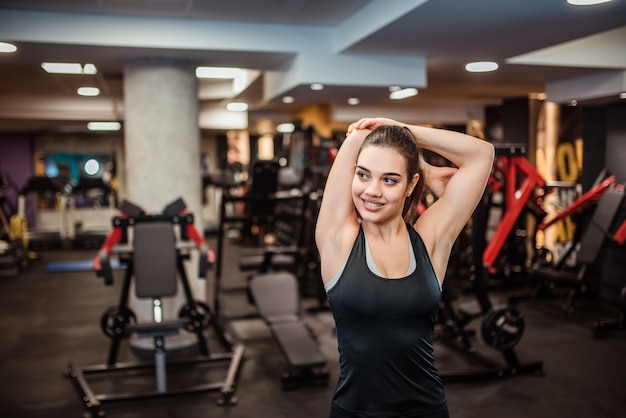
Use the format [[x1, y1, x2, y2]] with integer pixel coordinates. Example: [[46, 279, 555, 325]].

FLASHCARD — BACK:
[[538, 175, 616, 230], [94, 251, 114, 285], [93, 226, 123, 285], [183, 221, 214, 278]]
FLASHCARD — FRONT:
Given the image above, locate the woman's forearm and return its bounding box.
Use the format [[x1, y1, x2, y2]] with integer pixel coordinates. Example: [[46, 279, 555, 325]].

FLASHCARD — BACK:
[[406, 124, 494, 169], [347, 117, 493, 170], [420, 157, 458, 198]]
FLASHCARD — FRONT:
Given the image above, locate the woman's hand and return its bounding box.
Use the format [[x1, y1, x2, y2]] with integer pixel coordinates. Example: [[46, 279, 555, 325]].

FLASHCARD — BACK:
[[347, 117, 400, 135], [423, 162, 457, 198]]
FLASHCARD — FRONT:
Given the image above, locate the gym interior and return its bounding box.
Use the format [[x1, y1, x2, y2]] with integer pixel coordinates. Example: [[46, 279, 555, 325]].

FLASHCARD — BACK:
[[1, 2, 626, 418]]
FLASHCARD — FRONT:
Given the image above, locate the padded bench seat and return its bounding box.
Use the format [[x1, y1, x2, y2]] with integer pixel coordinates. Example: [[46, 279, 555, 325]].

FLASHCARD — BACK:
[[238, 245, 299, 271], [249, 271, 328, 387], [271, 322, 326, 369], [531, 265, 581, 284], [126, 319, 188, 338]]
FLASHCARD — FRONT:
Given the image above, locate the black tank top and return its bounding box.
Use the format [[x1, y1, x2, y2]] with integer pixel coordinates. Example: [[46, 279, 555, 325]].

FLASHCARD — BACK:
[[326, 224, 447, 417]]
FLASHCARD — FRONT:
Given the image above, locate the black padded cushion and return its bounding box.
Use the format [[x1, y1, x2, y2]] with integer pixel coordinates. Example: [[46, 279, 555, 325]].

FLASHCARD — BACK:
[[249, 272, 299, 323], [133, 222, 178, 298], [578, 190, 624, 265], [250, 272, 326, 368], [271, 322, 326, 368]]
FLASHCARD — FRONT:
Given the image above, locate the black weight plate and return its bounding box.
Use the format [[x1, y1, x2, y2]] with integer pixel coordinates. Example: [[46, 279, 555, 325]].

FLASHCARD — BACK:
[[481, 306, 525, 350]]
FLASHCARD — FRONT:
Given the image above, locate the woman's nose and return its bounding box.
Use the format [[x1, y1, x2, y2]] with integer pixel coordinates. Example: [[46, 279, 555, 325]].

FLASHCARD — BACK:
[[364, 181, 382, 197]]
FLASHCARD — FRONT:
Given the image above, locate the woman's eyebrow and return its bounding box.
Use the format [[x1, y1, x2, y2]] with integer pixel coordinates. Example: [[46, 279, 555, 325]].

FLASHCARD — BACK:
[[356, 165, 401, 177], [384, 172, 402, 177]]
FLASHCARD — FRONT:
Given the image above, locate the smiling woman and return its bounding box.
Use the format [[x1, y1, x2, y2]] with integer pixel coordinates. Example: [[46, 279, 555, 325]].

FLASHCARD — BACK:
[[315, 117, 494, 418]]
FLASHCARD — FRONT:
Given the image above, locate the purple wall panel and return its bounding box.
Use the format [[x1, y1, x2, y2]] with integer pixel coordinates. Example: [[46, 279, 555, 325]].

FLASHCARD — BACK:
[[0, 134, 35, 224]]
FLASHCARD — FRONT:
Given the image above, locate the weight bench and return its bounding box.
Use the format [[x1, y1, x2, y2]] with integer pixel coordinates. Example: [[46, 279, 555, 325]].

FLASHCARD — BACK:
[[238, 245, 300, 272], [237, 189, 309, 274], [531, 189, 625, 313], [249, 271, 329, 389], [67, 213, 244, 417]]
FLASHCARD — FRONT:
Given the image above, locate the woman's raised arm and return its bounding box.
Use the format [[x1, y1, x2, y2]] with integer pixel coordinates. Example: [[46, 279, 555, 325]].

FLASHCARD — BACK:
[[315, 128, 370, 283]]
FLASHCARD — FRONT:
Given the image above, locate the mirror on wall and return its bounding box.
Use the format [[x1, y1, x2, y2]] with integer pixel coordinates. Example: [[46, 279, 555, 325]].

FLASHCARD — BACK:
[[38, 152, 116, 209]]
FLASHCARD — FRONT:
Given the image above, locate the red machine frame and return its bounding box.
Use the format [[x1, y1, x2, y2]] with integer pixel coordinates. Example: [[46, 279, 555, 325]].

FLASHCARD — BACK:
[[482, 146, 626, 273], [483, 150, 545, 272]]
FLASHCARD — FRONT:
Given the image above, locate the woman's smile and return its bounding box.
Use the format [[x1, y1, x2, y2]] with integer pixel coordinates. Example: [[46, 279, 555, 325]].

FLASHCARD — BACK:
[[362, 198, 384, 208]]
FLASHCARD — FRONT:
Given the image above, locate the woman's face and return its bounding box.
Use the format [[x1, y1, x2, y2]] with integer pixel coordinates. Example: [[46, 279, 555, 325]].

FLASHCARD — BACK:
[[352, 145, 409, 223]]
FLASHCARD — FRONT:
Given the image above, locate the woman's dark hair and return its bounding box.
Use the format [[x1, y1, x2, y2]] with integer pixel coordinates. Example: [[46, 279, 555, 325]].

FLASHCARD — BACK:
[[358, 125, 425, 224]]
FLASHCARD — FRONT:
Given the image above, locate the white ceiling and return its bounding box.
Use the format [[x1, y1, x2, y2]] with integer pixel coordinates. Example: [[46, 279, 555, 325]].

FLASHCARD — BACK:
[[0, 0, 625, 133]]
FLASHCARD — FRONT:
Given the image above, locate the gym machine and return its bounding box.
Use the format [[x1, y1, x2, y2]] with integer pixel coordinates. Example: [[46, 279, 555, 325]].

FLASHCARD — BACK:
[[15, 175, 69, 250], [0, 172, 29, 276], [436, 144, 544, 383], [483, 144, 546, 279], [213, 160, 329, 389], [536, 172, 617, 270], [0, 170, 16, 232], [66, 176, 115, 248], [437, 212, 544, 382], [591, 189, 626, 338], [592, 213, 626, 338], [532, 178, 626, 338], [65, 198, 244, 417], [592, 199, 626, 338]]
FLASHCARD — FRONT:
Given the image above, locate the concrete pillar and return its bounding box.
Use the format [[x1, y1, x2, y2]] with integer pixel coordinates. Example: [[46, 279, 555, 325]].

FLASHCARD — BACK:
[[123, 57, 203, 350]]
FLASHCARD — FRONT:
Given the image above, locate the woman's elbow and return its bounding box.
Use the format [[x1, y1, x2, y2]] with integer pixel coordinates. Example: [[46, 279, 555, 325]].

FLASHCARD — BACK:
[[481, 141, 495, 165], [483, 140, 495, 157]]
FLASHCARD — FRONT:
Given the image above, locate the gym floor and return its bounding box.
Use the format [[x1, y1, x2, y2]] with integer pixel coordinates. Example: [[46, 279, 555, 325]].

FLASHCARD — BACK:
[[1, 236, 625, 418]]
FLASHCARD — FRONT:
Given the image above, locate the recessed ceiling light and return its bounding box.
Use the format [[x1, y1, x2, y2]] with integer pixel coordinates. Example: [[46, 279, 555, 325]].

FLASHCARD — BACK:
[[282, 96, 294, 104], [567, 0, 611, 5], [226, 102, 248, 112], [87, 121, 121, 131], [569, 100, 578, 106], [83, 64, 97, 75], [347, 98, 360, 105], [195, 66, 244, 78], [77, 87, 100, 97], [465, 61, 499, 72], [0, 42, 17, 53], [277, 123, 295, 133], [619, 92, 626, 99], [42, 62, 97, 75], [310, 83, 324, 91], [389, 88, 418, 100]]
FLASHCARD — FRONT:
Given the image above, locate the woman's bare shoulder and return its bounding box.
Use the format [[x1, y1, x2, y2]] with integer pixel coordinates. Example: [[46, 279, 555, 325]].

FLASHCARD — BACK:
[[316, 220, 360, 284]]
